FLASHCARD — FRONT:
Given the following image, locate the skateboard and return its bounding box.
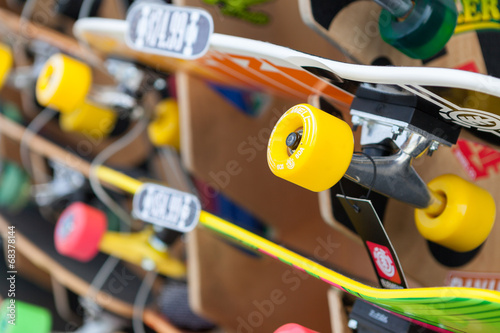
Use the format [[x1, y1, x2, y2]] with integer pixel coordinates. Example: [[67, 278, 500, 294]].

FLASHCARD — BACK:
[[299, 0, 500, 76], [2, 111, 500, 333], [299, 0, 459, 62], [4, 2, 500, 331], [0, 8, 102, 67], [295, 0, 500, 288], [73, 12, 500, 145], [0, 8, 154, 168], [1, 6, 344, 331], [73, 5, 500, 233], [0, 110, 213, 332], [0, 208, 183, 333]]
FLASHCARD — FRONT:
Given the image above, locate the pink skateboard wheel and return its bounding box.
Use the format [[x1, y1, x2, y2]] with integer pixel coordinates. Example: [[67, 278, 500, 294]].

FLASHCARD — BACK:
[[54, 202, 107, 261], [274, 323, 319, 333]]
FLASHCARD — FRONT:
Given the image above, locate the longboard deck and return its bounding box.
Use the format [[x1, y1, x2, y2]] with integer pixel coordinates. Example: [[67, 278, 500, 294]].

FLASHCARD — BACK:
[[299, 0, 491, 72], [0, 8, 103, 66], [201, 211, 500, 333], [74, 17, 500, 144], [2, 114, 500, 332], [0, 106, 374, 333], [0, 9, 152, 167], [0, 209, 182, 333]]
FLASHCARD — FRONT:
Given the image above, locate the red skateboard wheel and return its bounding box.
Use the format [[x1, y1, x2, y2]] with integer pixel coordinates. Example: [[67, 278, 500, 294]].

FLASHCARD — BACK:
[[274, 323, 319, 333], [54, 202, 107, 261]]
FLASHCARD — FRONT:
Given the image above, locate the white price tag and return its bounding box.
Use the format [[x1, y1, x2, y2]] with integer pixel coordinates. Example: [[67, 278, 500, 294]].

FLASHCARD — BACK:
[[132, 183, 200, 232], [126, 2, 213, 59]]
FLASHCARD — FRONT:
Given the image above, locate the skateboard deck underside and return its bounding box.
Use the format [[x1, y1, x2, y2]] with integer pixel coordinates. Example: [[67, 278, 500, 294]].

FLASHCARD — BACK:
[[74, 18, 500, 144], [0, 208, 157, 318], [1, 111, 500, 332], [200, 210, 500, 333], [299, 0, 499, 72]]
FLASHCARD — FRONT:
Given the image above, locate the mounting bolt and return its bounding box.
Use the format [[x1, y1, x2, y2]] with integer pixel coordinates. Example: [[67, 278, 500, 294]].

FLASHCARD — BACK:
[[348, 319, 358, 330], [428, 141, 440, 156], [154, 78, 167, 90], [124, 66, 139, 81], [149, 235, 168, 252], [391, 125, 403, 140], [351, 115, 362, 131], [141, 258, 156, 271]]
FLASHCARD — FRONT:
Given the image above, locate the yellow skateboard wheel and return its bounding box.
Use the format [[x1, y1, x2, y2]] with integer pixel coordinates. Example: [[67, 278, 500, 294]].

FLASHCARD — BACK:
[[0, 43, 13, 89], [59, 102, 117, 138], [36, 54, 91, 113], [415, 174, 496, 252], [147, 99, 180, 149], [267, 104, 354, 192]]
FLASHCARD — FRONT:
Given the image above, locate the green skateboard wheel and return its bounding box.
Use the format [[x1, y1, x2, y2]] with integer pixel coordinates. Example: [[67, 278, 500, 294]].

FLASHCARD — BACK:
[[0, 162, 30, 210], [0, 299, 51, 333], [379, 0, 458, 59]]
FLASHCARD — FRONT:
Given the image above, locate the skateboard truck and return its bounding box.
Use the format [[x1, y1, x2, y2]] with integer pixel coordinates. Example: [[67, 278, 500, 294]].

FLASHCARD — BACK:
[[33, 161, 86, 207], [268, 92, 496, 252], [35, 54, 134, 138], [54, 201, 187, 278], [346, 84, 460, 209], [346, 85, 495, 252]]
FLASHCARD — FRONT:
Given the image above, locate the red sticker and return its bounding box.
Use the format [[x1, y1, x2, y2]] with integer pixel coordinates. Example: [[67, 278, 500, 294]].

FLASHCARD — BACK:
[[453, 139, 500, 180], [456, 61, 480, 73], [366, 241, 401, 284]]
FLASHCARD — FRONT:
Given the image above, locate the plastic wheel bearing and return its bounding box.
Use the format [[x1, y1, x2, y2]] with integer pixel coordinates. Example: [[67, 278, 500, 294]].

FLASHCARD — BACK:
[[36, 54, 92, 113], [148, 99, 180, 149], [0, 299, 51, 333], [55, 202, 107, 261], [415, 174, 496, 252], [379, 0, 458, 59], [0, 43, 13, 89], [267, 104, 354, 192]]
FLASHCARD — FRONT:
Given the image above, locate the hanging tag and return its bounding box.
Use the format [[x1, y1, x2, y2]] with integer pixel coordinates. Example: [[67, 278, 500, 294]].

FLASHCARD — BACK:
[[337, 195, 407, 289]]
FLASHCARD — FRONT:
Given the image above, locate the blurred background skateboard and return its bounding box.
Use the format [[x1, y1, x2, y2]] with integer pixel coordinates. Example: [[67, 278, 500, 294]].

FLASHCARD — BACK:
[[299, 0, 500, 78]]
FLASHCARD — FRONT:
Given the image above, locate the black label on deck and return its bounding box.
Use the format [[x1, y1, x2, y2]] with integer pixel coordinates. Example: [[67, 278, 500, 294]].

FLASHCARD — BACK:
[[337, 195, 407, 289]]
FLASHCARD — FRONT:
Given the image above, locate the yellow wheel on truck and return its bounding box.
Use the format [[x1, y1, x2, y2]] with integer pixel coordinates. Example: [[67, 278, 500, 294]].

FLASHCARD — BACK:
[[267, 103, 354, 192], [36, 53, 91, 113], [415, 174, 496, 252], [147, 98, 180, 150], [59, 102, 117, 138], [0, 43, 13, 89]]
